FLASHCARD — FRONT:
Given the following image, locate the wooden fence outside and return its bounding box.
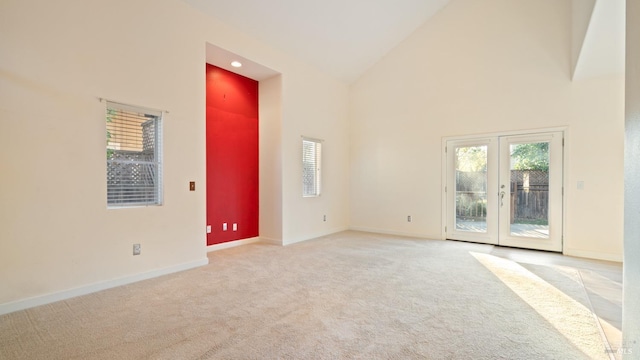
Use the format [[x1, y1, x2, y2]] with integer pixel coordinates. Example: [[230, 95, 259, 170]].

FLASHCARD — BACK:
[[107, 150, 157, 204], [455, 170, 548, 222]]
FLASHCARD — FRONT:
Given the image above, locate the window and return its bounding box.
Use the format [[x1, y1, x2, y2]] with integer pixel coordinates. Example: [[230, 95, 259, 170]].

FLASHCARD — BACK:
[[302, 137, 322, 197], [106, 101, 163, 207]]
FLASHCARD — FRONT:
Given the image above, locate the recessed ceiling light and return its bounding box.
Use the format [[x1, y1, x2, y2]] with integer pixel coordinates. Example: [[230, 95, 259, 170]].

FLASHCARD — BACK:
[[231, 61, 242, 68]]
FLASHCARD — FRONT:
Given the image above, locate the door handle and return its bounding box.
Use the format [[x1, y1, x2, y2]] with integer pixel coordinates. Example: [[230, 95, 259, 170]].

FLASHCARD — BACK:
[[500, 191, 505, 207]]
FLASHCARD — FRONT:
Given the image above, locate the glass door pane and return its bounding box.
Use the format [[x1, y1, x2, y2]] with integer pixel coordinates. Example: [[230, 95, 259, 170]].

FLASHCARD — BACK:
[[508, 142, 550, 238], [446, 138, 498, 245], [455, 145, 488, 233]]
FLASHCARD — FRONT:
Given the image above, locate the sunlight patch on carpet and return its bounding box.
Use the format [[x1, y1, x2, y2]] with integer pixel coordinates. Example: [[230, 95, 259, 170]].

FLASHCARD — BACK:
[[470, 252, 610, 360]]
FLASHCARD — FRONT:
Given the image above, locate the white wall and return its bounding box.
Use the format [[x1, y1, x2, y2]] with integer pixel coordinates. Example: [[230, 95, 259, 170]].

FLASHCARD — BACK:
[[624, 0, 640, 355], [0, 0, 350, 311], [350, 0, 624, 261], [281, 69, 351, 245], [259, 76, 283, 243]]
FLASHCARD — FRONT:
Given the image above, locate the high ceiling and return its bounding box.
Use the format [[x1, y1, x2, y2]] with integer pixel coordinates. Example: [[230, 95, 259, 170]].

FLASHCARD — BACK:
[[183, 0, 625, 83], [183, 0, 451, 83]]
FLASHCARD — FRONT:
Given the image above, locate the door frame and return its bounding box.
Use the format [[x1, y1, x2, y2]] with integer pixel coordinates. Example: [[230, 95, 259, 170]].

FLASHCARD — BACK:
[[441, 127, 568, 251]]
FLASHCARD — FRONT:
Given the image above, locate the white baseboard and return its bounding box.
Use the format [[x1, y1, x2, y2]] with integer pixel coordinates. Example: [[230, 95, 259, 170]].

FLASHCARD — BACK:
[[0, 258, 209, 316], [206, 237, 261, 252], [348, 226, 439, 240], [282, 227, 350, 246], [563, 248, 623, 263]]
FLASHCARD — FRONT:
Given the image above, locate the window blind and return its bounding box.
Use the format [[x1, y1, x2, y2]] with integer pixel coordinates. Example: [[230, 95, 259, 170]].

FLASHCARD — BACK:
[[302, 138, 322, 197], [106, 101, 163, 207]]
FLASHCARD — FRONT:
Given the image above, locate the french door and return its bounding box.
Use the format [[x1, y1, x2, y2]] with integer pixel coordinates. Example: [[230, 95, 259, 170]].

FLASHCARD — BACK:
[[445, 132, 563, 252]]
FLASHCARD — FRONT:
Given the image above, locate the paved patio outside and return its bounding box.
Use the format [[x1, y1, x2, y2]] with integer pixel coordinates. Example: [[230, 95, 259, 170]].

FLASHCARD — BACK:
[[456, 219, 549, 238]]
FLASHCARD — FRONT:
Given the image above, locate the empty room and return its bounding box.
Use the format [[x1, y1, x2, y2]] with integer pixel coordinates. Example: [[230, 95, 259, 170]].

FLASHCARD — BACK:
[[1, 0, 638, 359]]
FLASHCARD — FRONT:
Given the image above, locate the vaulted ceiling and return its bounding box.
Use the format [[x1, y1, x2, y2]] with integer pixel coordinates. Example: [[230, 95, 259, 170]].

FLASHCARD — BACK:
[[183, 0, 625, 84], [572, 0, 625, 80], [183, 0, 451, 82]]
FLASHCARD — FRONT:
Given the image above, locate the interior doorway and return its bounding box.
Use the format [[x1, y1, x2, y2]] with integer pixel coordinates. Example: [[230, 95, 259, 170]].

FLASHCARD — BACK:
[[444, 131, 564, 252]]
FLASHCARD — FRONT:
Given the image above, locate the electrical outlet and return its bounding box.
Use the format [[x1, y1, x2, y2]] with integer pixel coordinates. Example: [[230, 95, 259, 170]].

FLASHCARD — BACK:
[[133, 243, 141, 256], [223, 223, 227, 231], [407, 215, 412, 222]]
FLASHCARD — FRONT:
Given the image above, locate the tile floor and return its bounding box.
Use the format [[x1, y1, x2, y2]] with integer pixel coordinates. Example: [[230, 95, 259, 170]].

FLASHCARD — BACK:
[[489, 246, 623, 359]]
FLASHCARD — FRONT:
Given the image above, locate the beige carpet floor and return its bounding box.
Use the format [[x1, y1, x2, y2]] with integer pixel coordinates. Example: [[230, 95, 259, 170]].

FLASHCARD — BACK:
[[0, 231, 610, 359]]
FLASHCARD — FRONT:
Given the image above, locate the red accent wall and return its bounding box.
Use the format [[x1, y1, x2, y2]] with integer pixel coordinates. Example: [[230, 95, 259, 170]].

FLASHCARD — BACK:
[[206, 64, 259, 245]]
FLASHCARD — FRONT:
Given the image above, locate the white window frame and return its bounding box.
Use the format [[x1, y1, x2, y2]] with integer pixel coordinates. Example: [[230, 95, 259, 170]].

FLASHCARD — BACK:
[[106, 100, 163, 208], [302, 137, 322, 197]]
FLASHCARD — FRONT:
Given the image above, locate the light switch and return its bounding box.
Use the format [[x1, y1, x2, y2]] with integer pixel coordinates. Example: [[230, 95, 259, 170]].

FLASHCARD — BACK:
[[577, 181, 584, 190], [206, 225, 211, 234], [189, 181, 195, 191], [223, 223, 227, 231], [233, 223, 237, 231]]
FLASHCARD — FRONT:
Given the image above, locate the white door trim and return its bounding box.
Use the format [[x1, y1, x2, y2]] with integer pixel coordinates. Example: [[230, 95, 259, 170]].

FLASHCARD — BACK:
[[441, 127, 567, 252]]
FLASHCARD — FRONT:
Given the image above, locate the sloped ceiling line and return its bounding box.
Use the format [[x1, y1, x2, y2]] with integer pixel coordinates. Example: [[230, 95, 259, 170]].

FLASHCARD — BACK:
[[572, 0, 625, 81], [183, 0, 451, 83], [184, 0, 624, 83], [572, 0, 597, 79]]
